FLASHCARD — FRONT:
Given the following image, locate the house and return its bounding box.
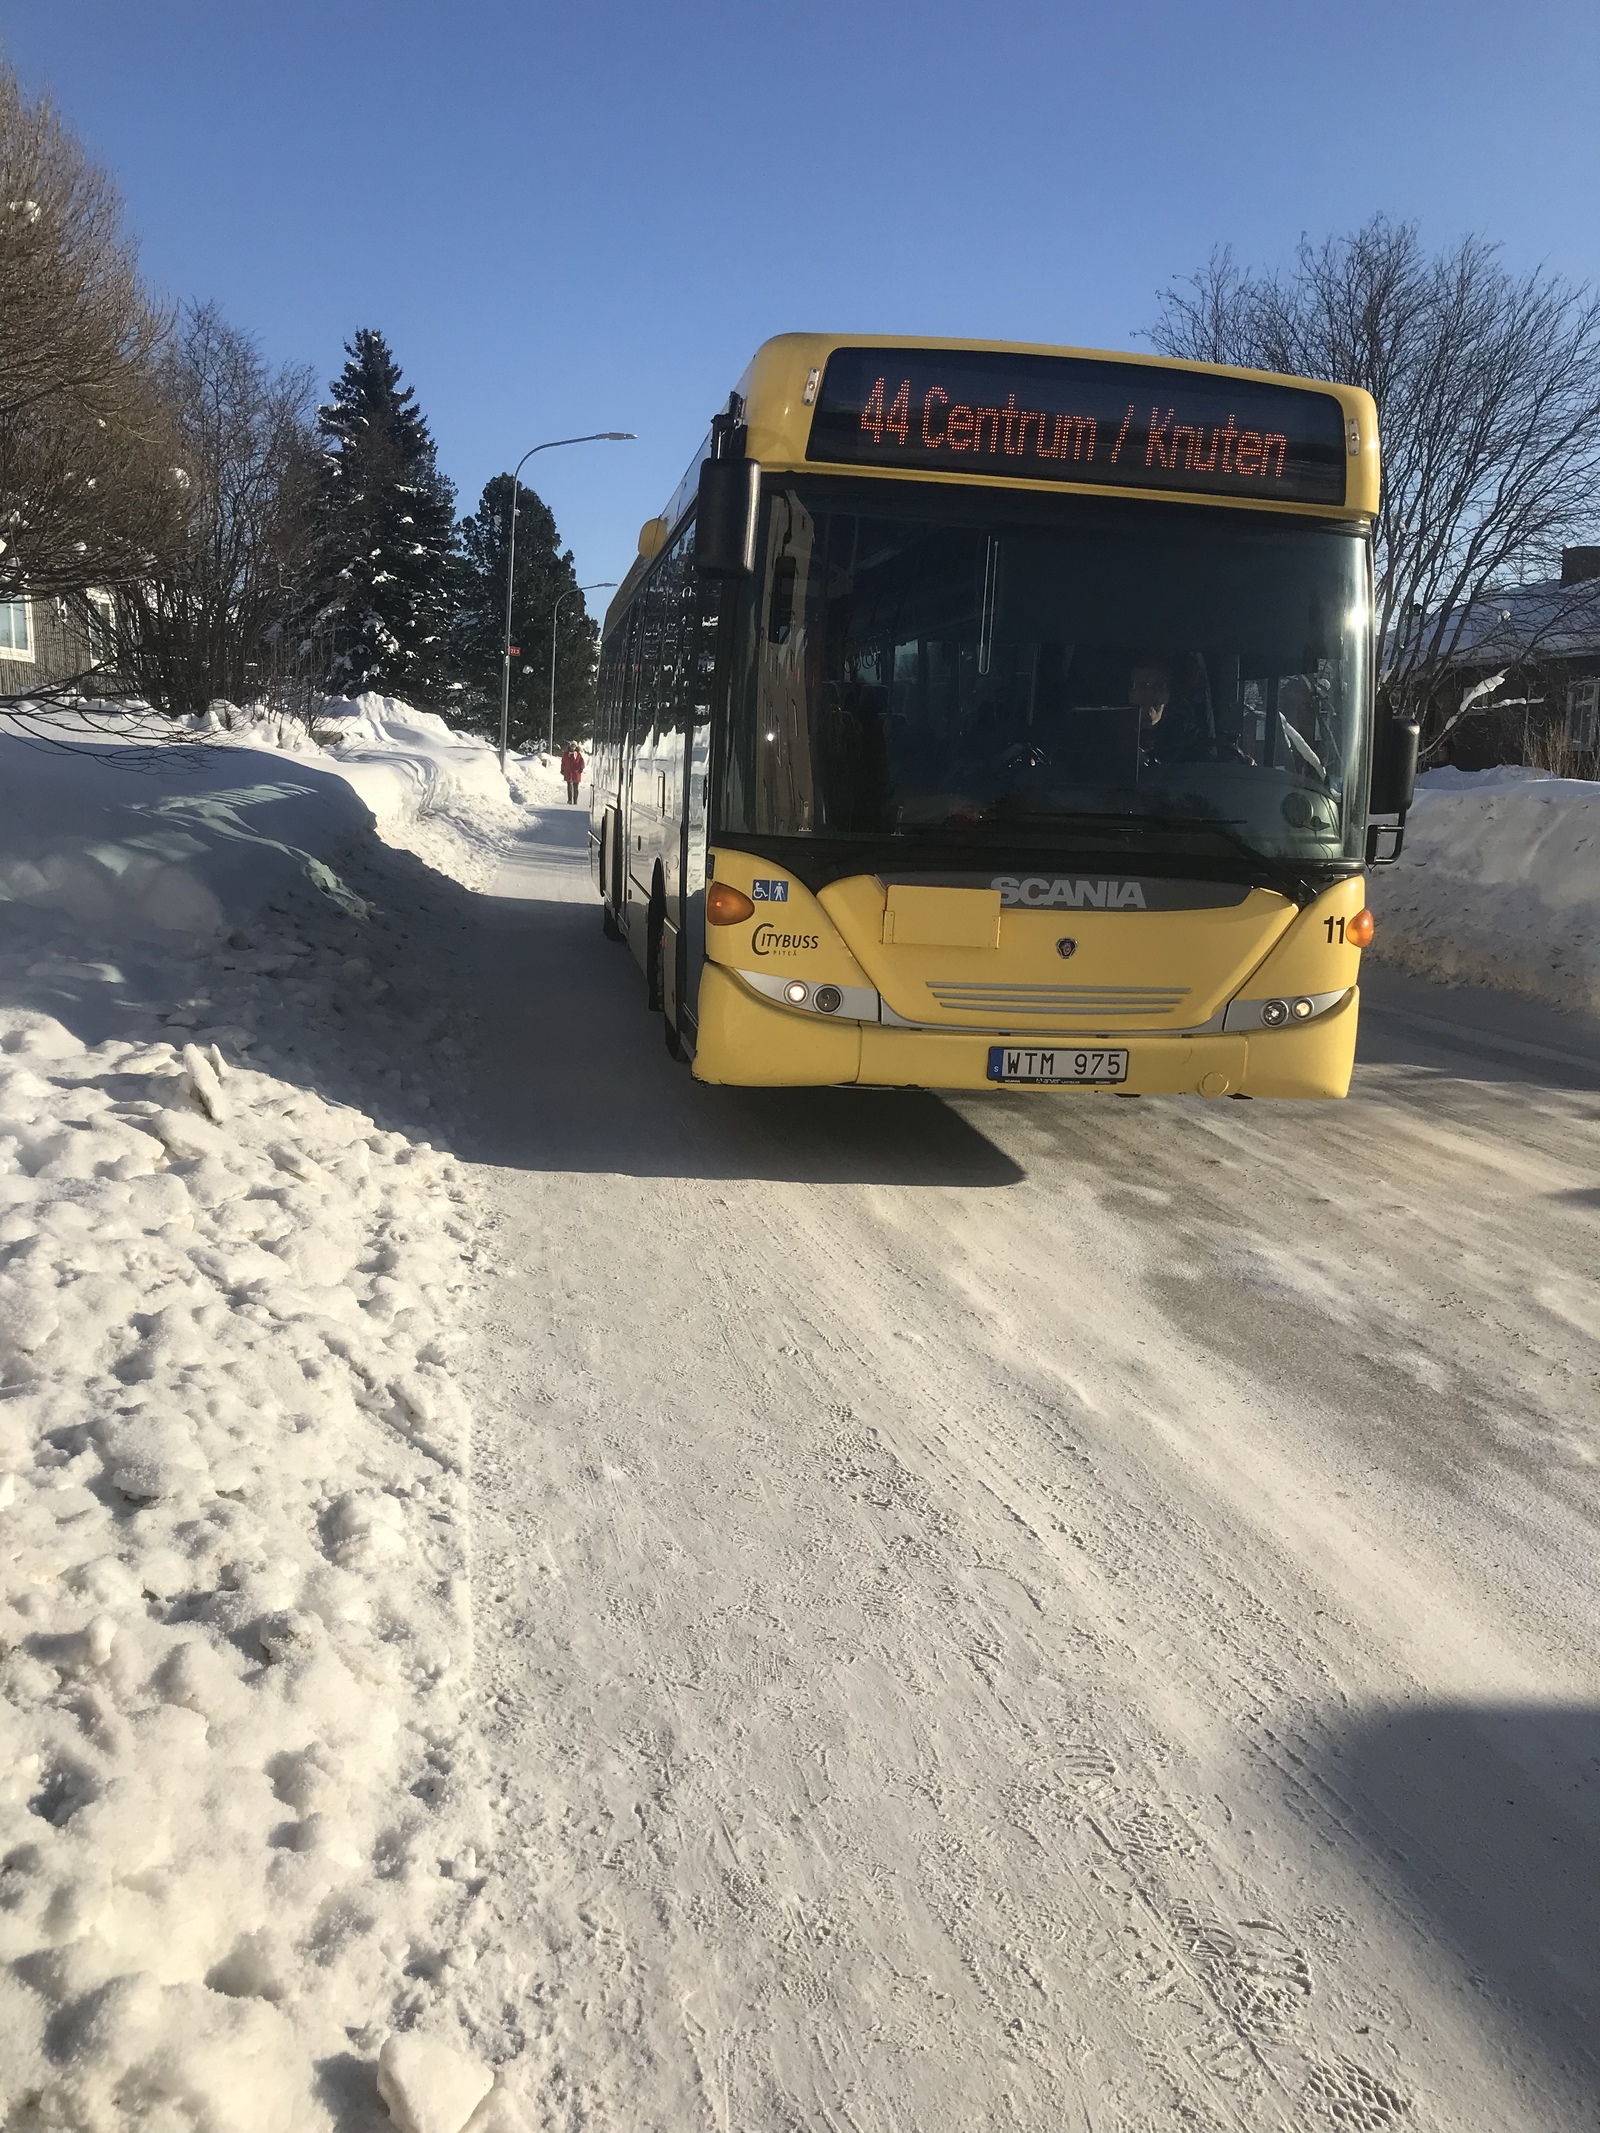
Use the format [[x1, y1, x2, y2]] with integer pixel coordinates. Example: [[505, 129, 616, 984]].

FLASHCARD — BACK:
[[1419, 547, 1600, 771], [0, 588, 114, 697]]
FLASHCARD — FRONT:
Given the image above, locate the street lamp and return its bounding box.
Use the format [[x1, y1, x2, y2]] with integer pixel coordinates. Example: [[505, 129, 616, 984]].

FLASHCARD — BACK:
[[499, 431, 634, 770], [549, 581, 616, 758]]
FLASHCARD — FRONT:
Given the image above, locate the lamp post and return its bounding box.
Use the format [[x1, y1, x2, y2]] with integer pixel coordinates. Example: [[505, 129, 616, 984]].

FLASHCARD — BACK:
[[499, 432, 633, 771], [549, 581, 615, 759]]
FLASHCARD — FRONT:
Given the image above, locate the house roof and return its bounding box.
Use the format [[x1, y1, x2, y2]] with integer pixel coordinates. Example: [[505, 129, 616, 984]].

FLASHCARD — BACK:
[[1410, 573, 1600, 670]]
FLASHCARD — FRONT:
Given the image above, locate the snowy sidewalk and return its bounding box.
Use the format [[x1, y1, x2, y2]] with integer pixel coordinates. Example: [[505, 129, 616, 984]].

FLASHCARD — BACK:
[[487, 791, 593, 909]]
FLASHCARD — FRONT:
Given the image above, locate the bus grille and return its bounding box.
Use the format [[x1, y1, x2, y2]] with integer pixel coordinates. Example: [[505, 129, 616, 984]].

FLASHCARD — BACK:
[[925, 982, 1191, 1019]]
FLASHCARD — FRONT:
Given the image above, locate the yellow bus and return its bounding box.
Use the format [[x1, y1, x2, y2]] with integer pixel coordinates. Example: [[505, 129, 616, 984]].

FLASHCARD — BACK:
[[590, 335, 1416, 1097]]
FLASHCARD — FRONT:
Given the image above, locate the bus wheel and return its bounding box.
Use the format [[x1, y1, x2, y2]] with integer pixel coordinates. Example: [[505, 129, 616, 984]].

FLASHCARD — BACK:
[[645, 877, 665, 1013], [602, 900, 624, 941]]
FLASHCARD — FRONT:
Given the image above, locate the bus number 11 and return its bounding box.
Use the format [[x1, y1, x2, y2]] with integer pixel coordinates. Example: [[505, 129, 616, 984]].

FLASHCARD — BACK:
[[1323, 915, 1347, 943]]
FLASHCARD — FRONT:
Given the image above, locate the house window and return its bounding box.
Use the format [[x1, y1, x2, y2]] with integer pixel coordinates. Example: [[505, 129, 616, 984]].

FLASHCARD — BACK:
[[86, 591, 114, 666], [0, 595, 33, 659], [1567, 677, 1599, 750]]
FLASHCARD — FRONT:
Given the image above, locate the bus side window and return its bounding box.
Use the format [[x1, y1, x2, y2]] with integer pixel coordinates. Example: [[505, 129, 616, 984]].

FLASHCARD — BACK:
[[642, 580, 666, 755], [670, 531, 696, 733], [622, 603, 644, 771]]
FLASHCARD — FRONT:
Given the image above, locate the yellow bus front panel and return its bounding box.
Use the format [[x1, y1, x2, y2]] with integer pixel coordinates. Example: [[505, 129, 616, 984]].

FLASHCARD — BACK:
[[693, 959, 1359, 1098], [694, 849, 1366, 1097]]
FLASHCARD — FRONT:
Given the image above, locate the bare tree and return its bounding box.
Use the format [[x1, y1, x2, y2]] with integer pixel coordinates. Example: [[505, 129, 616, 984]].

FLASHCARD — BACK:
[[0, 60, 186, 601], [107, 303, 319, 714], [1150, 217, 1600, 752]]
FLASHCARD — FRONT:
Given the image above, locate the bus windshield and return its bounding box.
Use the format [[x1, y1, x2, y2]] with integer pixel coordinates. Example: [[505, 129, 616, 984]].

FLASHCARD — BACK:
[[723, 480, 1371, 869]]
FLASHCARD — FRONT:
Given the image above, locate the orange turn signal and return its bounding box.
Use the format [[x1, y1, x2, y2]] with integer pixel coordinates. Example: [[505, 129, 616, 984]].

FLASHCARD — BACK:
[[706, 881, 755, 926], [1346, 908, 1375, 948]]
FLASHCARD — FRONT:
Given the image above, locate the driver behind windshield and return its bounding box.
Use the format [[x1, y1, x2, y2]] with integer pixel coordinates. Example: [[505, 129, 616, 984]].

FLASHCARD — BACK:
[[895, 650, 1211, 822], [1129, 660, 1171, 739], [1125, 656, 1214, 765]]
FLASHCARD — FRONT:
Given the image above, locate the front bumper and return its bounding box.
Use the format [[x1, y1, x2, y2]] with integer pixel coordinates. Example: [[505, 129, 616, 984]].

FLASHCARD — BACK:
[[692, 963, 1358, 1098]]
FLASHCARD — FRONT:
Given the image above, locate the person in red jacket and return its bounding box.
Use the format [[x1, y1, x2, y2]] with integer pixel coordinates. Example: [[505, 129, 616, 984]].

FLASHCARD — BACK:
[[560, 742, 585, 804]]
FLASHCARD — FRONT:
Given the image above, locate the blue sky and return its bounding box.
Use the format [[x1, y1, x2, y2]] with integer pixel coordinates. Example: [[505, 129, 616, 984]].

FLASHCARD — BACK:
[[5, 0, 1599, 614]]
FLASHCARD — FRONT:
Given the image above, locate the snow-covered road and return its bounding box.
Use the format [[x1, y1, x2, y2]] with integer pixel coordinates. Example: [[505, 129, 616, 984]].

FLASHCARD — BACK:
[[452, 805, 1599, 2133]]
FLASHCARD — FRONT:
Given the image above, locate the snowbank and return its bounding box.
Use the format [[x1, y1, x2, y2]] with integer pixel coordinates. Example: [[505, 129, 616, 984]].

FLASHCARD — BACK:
[[0, 706, 515, 2130], [0, 719, 376, 942], [1367, 766, 1600, 1014], [316, 696, 510, 833], [0, 698, 513, 951]]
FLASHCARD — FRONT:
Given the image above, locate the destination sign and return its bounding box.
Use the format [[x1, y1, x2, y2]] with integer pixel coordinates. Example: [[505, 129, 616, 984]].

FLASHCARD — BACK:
[[806, 348, 1349, 506]]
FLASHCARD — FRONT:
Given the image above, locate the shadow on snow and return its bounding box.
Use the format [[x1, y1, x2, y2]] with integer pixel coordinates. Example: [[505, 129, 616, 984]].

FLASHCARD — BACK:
[[1321, 1699, 1599, 2114]]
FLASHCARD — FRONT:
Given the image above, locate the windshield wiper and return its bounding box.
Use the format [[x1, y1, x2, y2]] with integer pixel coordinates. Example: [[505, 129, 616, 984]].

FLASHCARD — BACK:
[[907, 807, 1272, 861], [1050, 811, 1273, 868], [897, 807, 1353, 885]]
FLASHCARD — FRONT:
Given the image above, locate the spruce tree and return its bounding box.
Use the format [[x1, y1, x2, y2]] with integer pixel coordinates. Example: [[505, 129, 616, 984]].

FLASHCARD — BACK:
[[454, 474, 597, 752], [301, 329, 459, 702]]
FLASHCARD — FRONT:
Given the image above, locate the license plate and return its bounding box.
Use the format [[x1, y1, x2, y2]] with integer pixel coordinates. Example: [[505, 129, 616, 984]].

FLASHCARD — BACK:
[[987, 1045, 1129, 1084]]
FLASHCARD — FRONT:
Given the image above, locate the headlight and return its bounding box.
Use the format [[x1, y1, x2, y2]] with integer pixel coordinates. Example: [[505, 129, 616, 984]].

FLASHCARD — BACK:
[[1223, 988, 1351, 1033]]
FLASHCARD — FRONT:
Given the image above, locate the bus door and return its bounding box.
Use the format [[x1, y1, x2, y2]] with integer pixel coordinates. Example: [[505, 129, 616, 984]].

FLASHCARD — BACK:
[[594, 616, 630, 908], [629, 562, 693, 997], [666, 571, 721, 1047], [603, 604, 641, 930], [624, 581, 668, 964], [647, 538, 692, 1026]]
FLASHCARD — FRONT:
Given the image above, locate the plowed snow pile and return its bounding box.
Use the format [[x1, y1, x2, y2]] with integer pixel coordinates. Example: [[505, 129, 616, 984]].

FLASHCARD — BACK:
[[1367, 766, 1600, 1012], [0, 704, 523, 2132]]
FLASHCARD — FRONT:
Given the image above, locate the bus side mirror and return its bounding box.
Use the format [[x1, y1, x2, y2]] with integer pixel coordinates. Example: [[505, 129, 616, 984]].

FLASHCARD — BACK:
[[695, 458, 759, 578], [1366, 714, 1420, 866], [1369, 714, 1419, 816]]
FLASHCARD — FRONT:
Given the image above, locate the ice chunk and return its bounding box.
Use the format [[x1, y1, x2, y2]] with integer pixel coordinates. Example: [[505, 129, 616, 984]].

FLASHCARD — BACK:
[[97, 1412, 209, 1499], [326, 1488, 409, 1563], [267, 1138, 321, 1181], [182, 1042, 229, 1123], [64, 1555, 143, 1607], [0, 1063, 57, 1122], [377, 2032, 495, 2133], [0, 1014, 84, 1059], [0, 1270, 58, 1354], [151, 1636, 249, 1723], [150, 1105, 226, 1161]]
